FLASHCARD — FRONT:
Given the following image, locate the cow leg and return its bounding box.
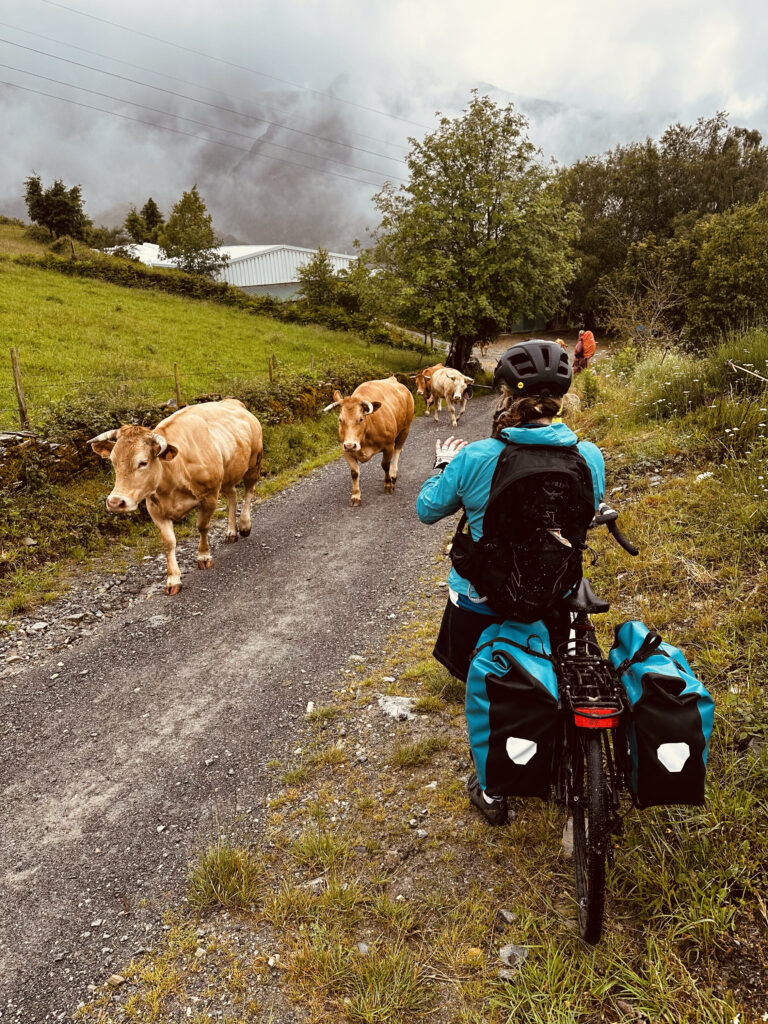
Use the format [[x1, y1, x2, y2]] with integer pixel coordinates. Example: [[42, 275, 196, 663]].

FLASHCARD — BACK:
[[433, 397, 442, 422], [222, 486, 238, 543], [196, 495, 218, 569], [424, 394, 433, 417], [445, 396, 458, 427], [457, 395, 468, 420], [147, 504, 182, 596], [343, 451, 362, 506], [238, 455, 262, 538], [381, 444, 396, 493]]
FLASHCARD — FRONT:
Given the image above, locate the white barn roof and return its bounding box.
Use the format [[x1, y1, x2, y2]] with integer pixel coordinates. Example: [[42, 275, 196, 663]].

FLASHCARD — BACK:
[[118, 242, 356, 289]]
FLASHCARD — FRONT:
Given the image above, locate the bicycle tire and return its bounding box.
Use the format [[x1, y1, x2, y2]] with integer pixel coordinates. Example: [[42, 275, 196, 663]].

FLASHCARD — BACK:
[[572, 732, 608, 943]]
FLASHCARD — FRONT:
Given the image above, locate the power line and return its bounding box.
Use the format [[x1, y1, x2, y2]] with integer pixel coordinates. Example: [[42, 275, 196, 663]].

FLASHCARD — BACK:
[[0, 37, 407, 166], [0, 19, 409, 156], [0, 79, 391, 188], [1, 62, 407, 182], [37, 0, 430, 129]]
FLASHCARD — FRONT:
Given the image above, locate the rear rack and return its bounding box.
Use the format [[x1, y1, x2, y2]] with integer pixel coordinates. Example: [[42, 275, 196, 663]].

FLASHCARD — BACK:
[[556, 648, 626, 713]]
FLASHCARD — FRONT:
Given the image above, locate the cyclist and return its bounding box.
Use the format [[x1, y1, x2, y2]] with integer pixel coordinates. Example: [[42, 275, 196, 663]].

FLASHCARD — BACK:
[[416, 340, 606, 824]]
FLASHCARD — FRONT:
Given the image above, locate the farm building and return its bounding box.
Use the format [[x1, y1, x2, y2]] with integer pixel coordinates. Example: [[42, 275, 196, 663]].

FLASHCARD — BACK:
[[118, 243, 356, 300]]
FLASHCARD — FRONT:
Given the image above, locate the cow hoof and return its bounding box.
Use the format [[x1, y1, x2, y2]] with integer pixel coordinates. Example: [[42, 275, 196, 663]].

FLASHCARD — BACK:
[[350, 496, 361, 507], [225, 532, 238, 544], [197, 557, 213, 570], [165, 583, 182, 596], [384, 482, 395, 494], [238, 526, 251, 538]]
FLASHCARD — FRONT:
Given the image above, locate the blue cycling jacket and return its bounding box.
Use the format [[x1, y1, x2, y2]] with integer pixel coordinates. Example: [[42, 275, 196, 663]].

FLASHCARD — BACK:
[[416, 422, 605, 605]]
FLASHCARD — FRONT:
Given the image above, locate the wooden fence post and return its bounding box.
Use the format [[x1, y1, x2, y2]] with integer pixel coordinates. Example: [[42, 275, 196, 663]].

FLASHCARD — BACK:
[[10, 348, 30, 429], [173, 361, 182, 407]]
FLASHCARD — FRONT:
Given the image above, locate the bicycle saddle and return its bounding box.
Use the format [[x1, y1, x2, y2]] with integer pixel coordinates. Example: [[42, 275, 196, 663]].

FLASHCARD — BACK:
[[562, 577, 611, 613]]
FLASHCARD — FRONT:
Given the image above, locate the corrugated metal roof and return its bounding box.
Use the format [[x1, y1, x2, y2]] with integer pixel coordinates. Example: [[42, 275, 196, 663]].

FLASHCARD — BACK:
[[114, 242, 355, 288]]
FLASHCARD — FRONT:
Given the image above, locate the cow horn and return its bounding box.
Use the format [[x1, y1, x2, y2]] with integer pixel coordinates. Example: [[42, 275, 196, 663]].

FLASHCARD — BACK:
[[148, 432, 169, 454], [321, 400, 341, 413], [86, 428, 119, 444]]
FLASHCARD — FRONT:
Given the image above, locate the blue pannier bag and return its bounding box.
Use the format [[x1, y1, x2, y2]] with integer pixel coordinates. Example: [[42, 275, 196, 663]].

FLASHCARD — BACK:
[[466, 619, 559, 799], [609, 621, 714, 807]]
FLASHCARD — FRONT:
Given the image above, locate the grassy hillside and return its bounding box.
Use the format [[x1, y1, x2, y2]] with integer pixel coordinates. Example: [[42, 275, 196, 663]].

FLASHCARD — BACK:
[[0, 225, 429, 616], [0, 257, 423, 429], [78, 333, 768, 1023]]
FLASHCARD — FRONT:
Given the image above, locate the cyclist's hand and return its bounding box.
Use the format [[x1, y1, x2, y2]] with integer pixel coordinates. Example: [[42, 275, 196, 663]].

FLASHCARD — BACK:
[[434, 436, 468, 471]]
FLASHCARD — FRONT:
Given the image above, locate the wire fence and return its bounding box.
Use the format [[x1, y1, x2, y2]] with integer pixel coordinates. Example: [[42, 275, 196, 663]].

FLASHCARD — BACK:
[[0, 350, 321, 432]]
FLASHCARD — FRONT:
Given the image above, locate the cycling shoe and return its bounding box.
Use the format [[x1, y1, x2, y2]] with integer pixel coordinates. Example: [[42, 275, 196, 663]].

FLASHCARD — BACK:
[[467, 772, 508, 826]]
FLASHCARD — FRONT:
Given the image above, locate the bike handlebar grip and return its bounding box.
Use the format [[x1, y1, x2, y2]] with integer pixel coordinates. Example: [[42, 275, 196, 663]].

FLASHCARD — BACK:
[[607, 519, 639, 556]]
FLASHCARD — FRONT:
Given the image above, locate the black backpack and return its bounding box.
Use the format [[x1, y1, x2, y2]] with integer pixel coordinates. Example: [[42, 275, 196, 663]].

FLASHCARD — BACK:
[[450, 443, 596, 622]]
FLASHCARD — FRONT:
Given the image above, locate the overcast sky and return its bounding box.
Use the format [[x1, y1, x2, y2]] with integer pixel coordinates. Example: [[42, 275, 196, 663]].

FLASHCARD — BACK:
[[2, 0, 767, 249]]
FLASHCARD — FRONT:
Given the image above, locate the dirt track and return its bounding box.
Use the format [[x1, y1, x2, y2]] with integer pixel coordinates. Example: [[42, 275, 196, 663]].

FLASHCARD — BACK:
[[0, 395, 494, 1022]]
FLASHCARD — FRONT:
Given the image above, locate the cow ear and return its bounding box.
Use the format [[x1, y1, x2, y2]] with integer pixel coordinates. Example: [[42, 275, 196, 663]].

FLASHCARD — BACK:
[[87, 429, 119, 459], [160, 444, 179, 462], [333, 389, 343, 403], [89, 439, 116, 459]]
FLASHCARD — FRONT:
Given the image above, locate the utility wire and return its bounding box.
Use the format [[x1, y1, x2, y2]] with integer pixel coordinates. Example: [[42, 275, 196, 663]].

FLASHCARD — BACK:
[[0, 19, 409, 156], [37, 0, 430, 130], [0, 37, 407, 165], [0, 79, 391, 188], [1, 62, 406, 182]]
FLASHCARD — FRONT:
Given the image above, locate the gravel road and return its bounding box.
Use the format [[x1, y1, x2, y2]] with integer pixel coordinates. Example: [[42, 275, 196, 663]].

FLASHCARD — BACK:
[[0, 394, 494, 1023]]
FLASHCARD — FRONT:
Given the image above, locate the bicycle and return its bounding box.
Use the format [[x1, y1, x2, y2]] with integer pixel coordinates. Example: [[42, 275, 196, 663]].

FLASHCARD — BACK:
[[553, 503, 639, 944]]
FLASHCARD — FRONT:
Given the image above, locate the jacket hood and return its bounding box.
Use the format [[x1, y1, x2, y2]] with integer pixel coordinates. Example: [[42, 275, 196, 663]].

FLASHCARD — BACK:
[[499, 423, 578, 447]]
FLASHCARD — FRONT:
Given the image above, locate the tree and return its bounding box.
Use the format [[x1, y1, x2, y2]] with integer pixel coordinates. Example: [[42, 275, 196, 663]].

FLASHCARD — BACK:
[[369, 93, 579, 369], [297, 248, 343, 307], [125, 197, 165, 244], [560, 113, 768, 326], [157, 185, 228, 277], [24, 174, 91, 239], [124, 207, 147, 243], [140, 197, 164, 240], [297, 248, 363, 313]]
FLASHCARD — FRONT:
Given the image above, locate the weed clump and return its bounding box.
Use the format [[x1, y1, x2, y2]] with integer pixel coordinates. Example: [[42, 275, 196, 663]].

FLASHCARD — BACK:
[[187, 840, 262, 911]]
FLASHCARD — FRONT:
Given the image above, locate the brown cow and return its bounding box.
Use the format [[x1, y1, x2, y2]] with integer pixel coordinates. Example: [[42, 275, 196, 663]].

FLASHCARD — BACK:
[[324, 376, 414, 506], [428, 367, 474, 426], [414, 363, 445, 417], [88, 399, 263, 595]]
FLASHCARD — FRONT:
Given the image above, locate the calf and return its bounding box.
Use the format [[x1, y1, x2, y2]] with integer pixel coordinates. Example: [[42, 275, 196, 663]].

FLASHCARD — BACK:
[[429, 367, 474, 426], [324, 376, 414, 506], [89, 399, 262, 595]]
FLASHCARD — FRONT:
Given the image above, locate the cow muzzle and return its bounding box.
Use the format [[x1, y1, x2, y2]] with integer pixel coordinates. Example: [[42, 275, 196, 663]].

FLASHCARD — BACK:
[[106, 494, 136, 512], [342, 441, 361, 452]]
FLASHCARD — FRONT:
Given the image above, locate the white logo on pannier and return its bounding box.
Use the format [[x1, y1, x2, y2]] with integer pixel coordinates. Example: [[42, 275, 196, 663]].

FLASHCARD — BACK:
[[506, 737, 537, 765], [656, 742, 690, 773]]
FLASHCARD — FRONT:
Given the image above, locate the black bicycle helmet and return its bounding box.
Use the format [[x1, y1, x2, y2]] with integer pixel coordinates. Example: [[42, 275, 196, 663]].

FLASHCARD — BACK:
[[493, 339, 572, 396]]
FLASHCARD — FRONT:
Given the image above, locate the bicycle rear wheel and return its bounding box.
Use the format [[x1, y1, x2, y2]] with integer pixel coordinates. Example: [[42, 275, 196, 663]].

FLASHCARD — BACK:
[[572, 732, 608, 943]]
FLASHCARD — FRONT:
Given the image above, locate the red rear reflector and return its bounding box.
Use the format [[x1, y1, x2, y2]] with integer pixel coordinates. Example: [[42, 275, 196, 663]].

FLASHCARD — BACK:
[[574, 707, 619, 729]]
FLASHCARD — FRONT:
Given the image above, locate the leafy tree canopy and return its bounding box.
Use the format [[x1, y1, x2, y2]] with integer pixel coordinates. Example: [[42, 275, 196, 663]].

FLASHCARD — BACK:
[[368, 92, 579, 369], [560, 112, 768, 325], [157, 185, 227, 277], [24, 174, 91, 240]]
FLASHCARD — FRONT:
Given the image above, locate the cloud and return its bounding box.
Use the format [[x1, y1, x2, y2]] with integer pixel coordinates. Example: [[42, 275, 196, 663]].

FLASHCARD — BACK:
[[1, 0, 767, 248]]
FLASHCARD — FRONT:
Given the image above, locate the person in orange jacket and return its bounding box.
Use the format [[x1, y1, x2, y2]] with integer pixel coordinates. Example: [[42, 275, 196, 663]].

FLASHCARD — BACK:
[[574, 330, 596, 373]]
